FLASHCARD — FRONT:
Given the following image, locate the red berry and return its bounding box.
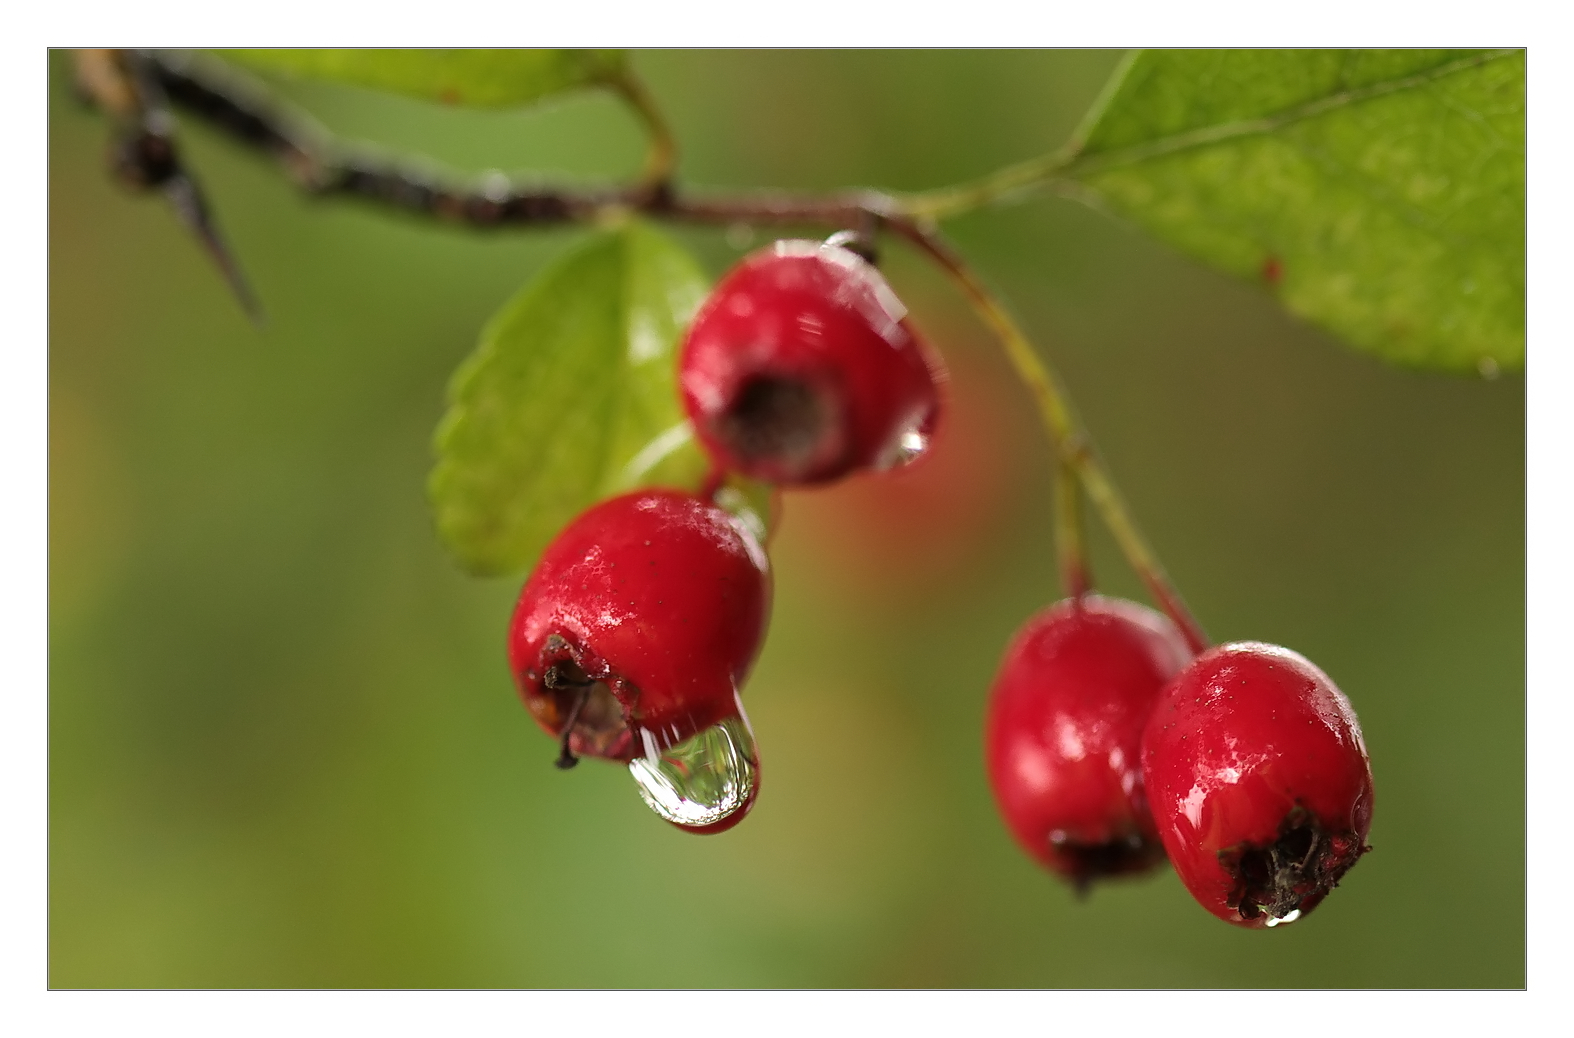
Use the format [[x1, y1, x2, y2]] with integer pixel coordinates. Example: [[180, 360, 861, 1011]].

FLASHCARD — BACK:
[[507, 489, 772, 834], [679, 239, 944, 486], [1141, 642, 1374, 928], [985, 595, 1193, 886]]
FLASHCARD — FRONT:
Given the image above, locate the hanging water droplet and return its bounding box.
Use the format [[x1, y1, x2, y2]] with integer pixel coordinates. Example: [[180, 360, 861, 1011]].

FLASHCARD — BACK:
[[875, 425, 930, 471], [628, 713, 758, 831], [1263, 908, 1302, 928]]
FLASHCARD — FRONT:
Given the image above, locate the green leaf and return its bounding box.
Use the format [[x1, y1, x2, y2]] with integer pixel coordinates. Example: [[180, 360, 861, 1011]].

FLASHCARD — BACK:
[[215, 49, 626, 108], [1069, 49, 1524, 373], [429, 221, 712, 577]]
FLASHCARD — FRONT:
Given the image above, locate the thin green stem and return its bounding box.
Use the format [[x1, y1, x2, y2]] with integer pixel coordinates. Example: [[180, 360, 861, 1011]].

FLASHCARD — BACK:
[[903, 50, 1139, 223], [1054, 454, 1091, 600], [1068, 439, 1210, 657], [904, 146, 1079, 224], [609, 68, 677, 195], [886, 221, 1209, 654]]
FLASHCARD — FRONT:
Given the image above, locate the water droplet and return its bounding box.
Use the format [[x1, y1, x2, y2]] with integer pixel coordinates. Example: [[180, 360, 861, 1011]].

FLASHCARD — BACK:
[[1264, 908, 1302, 928], [628, 712, 758, 831], [876, 426, 930, 470]]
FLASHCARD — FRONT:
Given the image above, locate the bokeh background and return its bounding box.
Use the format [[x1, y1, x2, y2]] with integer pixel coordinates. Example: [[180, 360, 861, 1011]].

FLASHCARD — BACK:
[[48, 50, 1524, 987]]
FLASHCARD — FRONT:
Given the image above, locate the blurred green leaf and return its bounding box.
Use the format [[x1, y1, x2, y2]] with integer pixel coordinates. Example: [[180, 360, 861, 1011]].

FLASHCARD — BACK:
[[429, 221, 711, 576], [1070, 49, 1524, 372], [216, 48, 626, 108]]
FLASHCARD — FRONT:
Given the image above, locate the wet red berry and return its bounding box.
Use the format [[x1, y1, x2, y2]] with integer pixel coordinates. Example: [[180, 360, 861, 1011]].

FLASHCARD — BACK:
[[679, 239, 945, 486], [985, 595, 1193, 887], [507, 489, 772, 833], [1141, 642, 1374, 928]]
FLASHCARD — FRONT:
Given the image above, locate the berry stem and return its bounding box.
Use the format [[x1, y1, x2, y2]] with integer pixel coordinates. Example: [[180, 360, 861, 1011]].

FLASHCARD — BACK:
[[1074, 440, 1211, 657], [1055, 455, 1092, 599], [883, 222, 1209, 654], [607, 66, 678, 200]]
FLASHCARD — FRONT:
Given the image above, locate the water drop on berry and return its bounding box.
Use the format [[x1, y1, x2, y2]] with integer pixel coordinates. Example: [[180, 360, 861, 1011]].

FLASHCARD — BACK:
[[1263, 909, 1302, 928], [891, 426, 931, 467], [628, 706, 759, 833], [874, 410, 937, 471]]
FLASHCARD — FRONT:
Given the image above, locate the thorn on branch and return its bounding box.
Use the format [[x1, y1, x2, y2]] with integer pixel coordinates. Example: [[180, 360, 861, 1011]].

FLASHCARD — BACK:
[[83, 50, 264, 324]]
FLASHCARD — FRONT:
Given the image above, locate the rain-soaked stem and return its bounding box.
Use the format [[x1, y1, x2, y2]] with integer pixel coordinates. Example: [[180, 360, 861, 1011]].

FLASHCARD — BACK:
[[885, 222, 1210, 655]]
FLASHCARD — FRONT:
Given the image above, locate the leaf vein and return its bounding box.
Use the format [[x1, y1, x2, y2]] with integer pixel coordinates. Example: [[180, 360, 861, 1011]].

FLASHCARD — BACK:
[[1065, 49, 1520, 180]]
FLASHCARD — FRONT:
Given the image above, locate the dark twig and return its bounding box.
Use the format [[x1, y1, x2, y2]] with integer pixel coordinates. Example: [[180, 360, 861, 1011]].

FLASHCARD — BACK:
[[141, 49, 889, 233], [77, 50, 263, 323]]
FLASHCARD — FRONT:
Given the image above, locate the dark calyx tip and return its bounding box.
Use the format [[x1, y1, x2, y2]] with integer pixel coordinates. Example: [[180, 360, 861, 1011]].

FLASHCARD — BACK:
[[546, 662, 595, 772], [1055, 831, 1166, 890], [716, 375, 832, 472], [1222, 805, 1367, 924]]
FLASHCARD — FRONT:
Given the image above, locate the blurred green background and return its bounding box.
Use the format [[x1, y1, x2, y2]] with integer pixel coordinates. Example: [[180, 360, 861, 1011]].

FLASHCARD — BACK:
[[48, 50, 1523, 987]]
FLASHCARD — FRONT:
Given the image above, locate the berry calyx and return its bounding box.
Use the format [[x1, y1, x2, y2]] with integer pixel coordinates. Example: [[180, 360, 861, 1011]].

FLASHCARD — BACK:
[[985, 595, 1193, 887], [507, 488, 772, 834], [1141, 642, 1374, 928], [679, 238, 945, 486]]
